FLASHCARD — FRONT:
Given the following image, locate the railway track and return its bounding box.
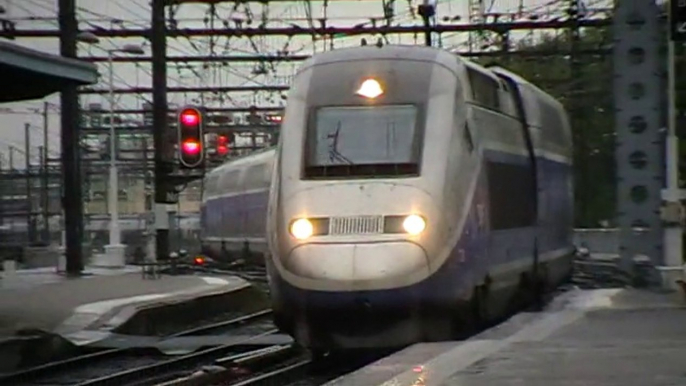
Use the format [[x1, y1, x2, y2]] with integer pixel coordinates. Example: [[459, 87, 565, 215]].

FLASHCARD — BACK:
[[155, 347, 388, 386], [154, 344, 311, 386], [0, 309, 277, 386]]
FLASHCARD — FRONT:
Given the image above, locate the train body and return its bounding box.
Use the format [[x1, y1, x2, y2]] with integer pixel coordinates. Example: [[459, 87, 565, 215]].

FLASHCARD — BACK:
[[265, 44, 575, 351], [200, 148, 274, 263]]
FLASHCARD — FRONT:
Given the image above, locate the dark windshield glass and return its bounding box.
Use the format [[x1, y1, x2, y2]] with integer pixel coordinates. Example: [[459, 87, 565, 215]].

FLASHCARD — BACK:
[[305, 105, 421, 178]]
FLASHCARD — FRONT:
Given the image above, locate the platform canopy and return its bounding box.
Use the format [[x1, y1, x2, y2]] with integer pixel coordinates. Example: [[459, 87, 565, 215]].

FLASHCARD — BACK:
[[0, 40, 98, 103]]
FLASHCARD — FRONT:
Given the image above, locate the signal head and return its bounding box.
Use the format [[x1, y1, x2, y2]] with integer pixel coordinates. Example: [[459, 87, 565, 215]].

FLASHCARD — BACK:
[[177, 106, 205, 168], [216, 135, 229, 156], [180, 109, 200, 125], [182, 140, 201, 155]]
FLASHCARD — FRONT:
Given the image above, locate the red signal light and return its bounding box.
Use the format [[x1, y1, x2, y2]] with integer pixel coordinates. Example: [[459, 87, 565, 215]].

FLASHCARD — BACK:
[[177, 106, 204, 168], [193, 256, 205, 265], [266, 114, 282, 123], [216, 135, 229, 156], [182, 140, 201, 154], [180, 109, 200, 125]]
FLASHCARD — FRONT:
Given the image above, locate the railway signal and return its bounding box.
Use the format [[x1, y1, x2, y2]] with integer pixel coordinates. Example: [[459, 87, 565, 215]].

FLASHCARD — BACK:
[[216, 134, 229, 156], [265, 113, 283, 123], [177, 106, 204, 168]]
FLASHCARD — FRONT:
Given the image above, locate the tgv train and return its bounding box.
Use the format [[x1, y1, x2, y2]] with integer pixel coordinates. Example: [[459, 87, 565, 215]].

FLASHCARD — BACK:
[[264, 44, 575, 352], [200, 148, 274, 263]]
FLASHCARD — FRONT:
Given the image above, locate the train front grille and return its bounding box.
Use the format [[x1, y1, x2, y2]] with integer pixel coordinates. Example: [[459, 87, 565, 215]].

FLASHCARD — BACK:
[[329, 215, 384, 235]]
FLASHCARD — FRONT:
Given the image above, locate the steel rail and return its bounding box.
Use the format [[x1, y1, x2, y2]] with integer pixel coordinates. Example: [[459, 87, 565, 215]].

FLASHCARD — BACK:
[[0, 309, 273, 386], [229, 359, 312, 386], [75, 330, 280, 386]]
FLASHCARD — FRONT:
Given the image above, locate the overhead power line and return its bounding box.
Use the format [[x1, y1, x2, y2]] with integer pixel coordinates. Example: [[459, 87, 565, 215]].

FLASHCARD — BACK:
[[0, 18, 611, 39], [82, 48, 610, 63]]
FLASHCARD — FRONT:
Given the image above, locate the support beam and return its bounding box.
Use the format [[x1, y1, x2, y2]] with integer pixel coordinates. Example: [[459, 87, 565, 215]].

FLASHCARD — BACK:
[[90, 106, 284, 114], [80, 85, 288, 95], [661, 1, 685, 282], [78, 79, 608, 96], [0, 18, 611, 39], [81, 124, 278, 134], [80, 48, 611, 63], [613, 1, 663, 285], [59, 0, 83, 275]]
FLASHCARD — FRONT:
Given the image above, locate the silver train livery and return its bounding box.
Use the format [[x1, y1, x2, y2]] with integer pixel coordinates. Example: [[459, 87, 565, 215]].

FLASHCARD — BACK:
[[200, 148, 273, 262], [201, 44, 574, 352]]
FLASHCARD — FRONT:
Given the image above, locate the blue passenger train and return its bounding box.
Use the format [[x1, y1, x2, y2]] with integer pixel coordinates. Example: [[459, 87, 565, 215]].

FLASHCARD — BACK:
[[201, 44, 574, 353], [200, 148, 273, 263]]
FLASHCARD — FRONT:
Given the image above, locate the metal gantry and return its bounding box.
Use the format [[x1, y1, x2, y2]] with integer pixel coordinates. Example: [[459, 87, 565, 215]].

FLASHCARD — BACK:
[[613, 0, 684, 285]]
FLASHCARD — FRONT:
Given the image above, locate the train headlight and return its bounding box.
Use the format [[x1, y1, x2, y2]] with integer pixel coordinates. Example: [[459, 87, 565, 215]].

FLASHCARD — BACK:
[[403, 215, 426, 235], [290, 218, 314, 240]]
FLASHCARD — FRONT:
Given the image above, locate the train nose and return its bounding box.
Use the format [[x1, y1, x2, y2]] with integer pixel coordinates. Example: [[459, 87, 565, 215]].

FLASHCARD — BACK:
[[283, 242, 430, 287]]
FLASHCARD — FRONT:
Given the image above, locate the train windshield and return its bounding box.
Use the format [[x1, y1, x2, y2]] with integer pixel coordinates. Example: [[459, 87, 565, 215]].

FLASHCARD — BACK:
[[304, 105, 421, 179]]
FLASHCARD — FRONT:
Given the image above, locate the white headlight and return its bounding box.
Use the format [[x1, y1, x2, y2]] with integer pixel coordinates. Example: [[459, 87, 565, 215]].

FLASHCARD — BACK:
[[290, 218, 313, 240], [403, 215, 426, 235]]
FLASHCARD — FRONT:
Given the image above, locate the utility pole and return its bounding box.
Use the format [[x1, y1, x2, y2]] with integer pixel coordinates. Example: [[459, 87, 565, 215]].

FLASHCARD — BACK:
[[40, 146, 49, 244], [42, 101, 50, 244], [43, 101, 48, 158], [8, 146, 14, 169], [59, 0, 84, 275], [25, 123, 34, 245], [152, 0, 170, 261]]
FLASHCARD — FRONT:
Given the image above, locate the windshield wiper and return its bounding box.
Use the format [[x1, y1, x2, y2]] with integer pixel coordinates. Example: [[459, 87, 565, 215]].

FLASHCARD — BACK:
[[327, 122, 354, 165]]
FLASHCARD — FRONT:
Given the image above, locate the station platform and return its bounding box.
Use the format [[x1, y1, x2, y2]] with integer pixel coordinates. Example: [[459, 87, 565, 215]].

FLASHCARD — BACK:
[[327, 287, 686, 386], [0, 265, 260, 344]]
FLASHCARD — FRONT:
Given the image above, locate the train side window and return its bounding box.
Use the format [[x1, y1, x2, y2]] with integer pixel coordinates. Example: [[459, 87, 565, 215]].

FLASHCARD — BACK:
[[487, 161, 536, 230], [467, 68, 500, 111]]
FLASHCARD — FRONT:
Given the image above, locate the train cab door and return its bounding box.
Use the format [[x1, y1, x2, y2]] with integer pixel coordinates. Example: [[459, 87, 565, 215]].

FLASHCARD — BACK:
[[494, 73, 544, 307]]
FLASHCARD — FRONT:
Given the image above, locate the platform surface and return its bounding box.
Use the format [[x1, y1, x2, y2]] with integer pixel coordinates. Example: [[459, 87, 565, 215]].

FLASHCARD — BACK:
[[327, 288, 686, 386], [0, 265, 249, 340]]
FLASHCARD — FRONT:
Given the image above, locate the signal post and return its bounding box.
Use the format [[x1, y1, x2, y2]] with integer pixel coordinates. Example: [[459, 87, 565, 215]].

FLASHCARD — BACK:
[[151, 0, 206, 261]]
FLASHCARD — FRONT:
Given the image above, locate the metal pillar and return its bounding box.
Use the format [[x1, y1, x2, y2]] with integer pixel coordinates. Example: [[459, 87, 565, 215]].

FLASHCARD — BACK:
[[42, 102, 50, 243], [152, 0, 170, 261], [661, 1, 686, 282], [59, 0, 83, 275], [102, 50, 125, 267], [25, 123, 34, 245], [40, 146, 49, 244], [613, 2, 663, 283]]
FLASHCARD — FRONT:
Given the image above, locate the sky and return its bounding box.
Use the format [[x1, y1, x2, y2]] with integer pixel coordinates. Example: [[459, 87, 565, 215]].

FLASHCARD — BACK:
[[0, 0, 611, 169]]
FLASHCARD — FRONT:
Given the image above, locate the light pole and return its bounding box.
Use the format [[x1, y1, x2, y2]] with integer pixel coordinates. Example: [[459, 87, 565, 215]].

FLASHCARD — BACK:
[[104, 44, 145, 267], [77, 33, 145, 266]]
